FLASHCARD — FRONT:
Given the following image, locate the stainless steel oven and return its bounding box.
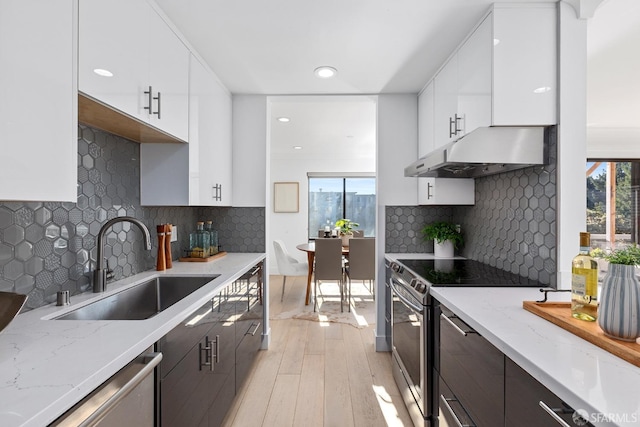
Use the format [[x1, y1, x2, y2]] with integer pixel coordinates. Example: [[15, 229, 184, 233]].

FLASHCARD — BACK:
[[389, 258, 544, 427], [389, 262, 433, 427]]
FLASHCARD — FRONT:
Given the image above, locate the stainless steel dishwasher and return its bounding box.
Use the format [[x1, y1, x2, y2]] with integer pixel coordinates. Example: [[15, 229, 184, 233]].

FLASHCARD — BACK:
[[50, 348, 162, 427]]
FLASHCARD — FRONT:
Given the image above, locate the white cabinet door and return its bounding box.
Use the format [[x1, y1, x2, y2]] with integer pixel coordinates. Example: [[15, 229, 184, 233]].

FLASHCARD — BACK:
[[140, 55, 232, 206], [434, 55, 459, 147], [0, 0, 77, 202], [457, 14, 492, 137], [79, 0, 188, 142], [79, 0, 149, 124], [418, 81, 435, 157], [493, 6, 556, 125], [147, 10, 189, 142], [418, 178, 474, 205], [190, 55, 232, 206]]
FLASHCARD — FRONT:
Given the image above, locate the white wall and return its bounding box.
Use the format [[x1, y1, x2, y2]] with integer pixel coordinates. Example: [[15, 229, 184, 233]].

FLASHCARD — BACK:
[[232, 95, 267, 207], [375, 94, 418, 350]]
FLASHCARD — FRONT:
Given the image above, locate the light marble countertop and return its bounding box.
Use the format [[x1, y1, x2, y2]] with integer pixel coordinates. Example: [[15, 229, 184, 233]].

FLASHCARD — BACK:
[[431, 287, 640, 427], [0, 252, 265, 427]]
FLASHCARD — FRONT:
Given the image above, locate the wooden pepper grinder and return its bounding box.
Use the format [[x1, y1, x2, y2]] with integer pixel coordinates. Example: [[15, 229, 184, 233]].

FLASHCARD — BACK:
[[156, 225, 166, 271], [164, 224, 173, 269]]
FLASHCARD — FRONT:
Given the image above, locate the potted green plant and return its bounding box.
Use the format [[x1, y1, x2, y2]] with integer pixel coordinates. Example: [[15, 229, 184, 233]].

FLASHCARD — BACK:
[[421, 221, 463, 258], [598, 245, 640, 341], [335, 218, 359, 247]]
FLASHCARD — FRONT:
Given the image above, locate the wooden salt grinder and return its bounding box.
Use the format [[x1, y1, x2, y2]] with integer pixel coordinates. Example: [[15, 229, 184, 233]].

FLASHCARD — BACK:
[[164, 224, 173, 269], [156, 225, 166, 271]]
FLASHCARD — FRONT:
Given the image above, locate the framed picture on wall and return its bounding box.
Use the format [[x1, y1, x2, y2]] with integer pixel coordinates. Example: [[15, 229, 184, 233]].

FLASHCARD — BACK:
[[274, 182, 299, 213]]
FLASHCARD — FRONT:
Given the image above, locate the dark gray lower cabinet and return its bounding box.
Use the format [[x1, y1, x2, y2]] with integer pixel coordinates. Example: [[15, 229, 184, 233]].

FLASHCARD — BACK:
[[505, 357, 594, 427], [158, 262, 264, 427], [437, 303, 504, 427]]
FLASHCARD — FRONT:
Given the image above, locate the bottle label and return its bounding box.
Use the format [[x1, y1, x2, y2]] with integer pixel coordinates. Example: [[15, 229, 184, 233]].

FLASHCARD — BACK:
[[572, 268, 598, 298], [572, 273, 586, 296]]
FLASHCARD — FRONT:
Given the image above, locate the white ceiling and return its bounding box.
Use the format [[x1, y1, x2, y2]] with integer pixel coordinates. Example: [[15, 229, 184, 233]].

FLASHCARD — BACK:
[[155, 0, 557, 95], [154, 0, 639, 158]]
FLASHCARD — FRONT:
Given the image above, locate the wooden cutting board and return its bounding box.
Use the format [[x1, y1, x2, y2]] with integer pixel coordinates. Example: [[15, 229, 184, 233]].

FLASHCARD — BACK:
[[179, 251, 227, 262], [523, 301, 640, 368]]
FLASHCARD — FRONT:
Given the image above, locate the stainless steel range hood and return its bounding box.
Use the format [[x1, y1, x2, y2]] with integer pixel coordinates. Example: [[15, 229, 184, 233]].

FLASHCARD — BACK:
[[405, 126, 552, 178]]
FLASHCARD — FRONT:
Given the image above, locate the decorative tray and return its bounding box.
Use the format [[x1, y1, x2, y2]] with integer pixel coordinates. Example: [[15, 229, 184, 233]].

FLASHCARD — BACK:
[[523, 301, 640, 368], [179, 251, 227, 263]]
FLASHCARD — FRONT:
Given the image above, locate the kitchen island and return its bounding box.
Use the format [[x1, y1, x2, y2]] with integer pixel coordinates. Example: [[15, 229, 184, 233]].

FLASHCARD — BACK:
[[432, 286, 640, 427], [0, 252, 265, 427]]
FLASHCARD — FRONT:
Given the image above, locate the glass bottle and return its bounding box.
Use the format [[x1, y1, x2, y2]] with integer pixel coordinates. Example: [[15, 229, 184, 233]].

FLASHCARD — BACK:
[[571, 232, 598, 321], [204, 220, 218, 256], [189, 221, 210, 258]]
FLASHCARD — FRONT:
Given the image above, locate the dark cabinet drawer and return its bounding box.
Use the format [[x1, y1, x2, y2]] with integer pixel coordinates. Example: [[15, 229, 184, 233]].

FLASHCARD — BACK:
[[438, 374, 476, 427], [158, 298, 217, 379], [438, 305, 504, 427], [161, 319, 235, 427], [505, 357, 594, 427]]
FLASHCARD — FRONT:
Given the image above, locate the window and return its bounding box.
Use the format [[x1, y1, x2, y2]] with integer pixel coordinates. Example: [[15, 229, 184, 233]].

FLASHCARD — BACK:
[[308, 176, 376, 239], [586, 161, 640, 249]]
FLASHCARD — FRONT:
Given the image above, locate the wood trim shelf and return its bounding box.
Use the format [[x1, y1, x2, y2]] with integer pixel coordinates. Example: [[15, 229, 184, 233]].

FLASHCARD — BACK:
[[78, 93, 185, 144], [523, 301, 640, 368]]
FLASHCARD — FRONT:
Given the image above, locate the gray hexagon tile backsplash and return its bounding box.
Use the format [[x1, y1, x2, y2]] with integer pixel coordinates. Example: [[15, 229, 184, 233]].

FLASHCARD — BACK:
[[0, 125, 265, 310]]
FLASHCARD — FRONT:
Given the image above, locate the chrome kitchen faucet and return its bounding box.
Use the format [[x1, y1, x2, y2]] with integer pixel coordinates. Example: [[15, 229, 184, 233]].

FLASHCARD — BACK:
[[93, 217, 152, 293]]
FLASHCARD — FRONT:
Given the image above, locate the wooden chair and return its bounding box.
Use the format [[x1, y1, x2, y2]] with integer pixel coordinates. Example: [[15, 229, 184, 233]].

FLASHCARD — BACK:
[[346, 238, 375, 311], [313, 238, 345, 312], [273, 240, 308, 302]]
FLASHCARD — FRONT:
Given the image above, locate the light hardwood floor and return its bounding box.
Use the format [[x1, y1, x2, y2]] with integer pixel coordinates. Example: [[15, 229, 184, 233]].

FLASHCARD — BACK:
[[222, 275, 413, 427]]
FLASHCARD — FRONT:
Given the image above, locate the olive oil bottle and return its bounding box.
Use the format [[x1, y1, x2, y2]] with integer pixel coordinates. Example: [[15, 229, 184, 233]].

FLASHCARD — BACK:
[[571, 232, 598, 321]]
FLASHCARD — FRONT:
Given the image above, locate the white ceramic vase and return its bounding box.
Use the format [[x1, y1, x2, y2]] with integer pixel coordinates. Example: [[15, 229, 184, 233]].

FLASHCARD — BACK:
[[341, 234, 352, 247], [598, 263, 640, 342], [434, 240, 454, 258]]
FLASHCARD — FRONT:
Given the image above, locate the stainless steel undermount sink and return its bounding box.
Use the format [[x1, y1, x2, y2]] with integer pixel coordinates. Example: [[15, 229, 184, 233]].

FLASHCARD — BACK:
[[55, 275, 219, 321]]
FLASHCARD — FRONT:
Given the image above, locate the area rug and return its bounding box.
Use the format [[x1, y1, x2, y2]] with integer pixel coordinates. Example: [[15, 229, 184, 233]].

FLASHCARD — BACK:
[[270, 281, 376, 329]]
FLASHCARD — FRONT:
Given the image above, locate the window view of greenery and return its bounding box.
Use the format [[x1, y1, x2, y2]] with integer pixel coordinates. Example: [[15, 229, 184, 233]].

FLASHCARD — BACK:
[[308, 177, 376, 239], [587, 161, 639, 248]]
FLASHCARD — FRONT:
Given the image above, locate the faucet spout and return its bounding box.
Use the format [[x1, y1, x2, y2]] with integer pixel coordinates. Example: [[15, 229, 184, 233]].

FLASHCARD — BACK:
[[93, 216, 152, 293]]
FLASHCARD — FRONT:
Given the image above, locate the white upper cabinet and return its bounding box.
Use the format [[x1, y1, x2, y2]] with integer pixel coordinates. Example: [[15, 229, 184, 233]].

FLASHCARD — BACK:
[[457, 14, 492, 138], [431, 4, 556, 147], [0, 0, 77, 202], [189, 55, 233, 206], [79, 0, 189, 142], [418, 81, 435, 156], [434, 55, 459, 147], [140, 55, 232, 206]]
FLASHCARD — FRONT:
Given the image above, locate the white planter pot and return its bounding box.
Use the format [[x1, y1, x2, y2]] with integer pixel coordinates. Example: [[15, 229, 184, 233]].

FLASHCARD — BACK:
[[434, 240, 454, 258], [341, 234, 352, 247]]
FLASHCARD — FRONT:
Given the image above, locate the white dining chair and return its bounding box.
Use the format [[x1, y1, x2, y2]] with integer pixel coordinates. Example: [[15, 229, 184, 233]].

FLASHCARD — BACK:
[[273, 240, 309, 302]]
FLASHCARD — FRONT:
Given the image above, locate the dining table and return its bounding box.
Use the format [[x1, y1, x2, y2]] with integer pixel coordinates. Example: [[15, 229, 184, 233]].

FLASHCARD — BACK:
[[296, 241, 349, 305]]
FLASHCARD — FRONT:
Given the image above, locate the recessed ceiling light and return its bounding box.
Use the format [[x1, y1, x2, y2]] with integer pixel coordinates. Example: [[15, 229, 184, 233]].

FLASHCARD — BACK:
[[314, 66, 337, 79], [277, 117, 290, 123], [493, 38, 500, 46], [533, 86, 551, 94], [93, 68, 113, 77], [293, 146, 303, 150]]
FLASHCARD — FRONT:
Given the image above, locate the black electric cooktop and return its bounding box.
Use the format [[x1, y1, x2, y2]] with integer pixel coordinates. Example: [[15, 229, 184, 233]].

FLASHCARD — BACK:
[[396, 258, 543, 287]]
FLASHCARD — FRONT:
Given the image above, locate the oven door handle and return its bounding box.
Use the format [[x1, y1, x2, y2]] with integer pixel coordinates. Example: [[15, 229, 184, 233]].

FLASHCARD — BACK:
[[390, 280, 423, 313]]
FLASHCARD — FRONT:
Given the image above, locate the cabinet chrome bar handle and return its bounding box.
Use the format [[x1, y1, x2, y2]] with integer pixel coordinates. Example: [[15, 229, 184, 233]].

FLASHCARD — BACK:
[[440, 395, 475, 427], [449, 116, 456, 138], [454, 113, 463, 134], [427, 182, 433, 199], [538, 401, 572, 427], [153, 91, 161, 119], [199, 336, 214, 371], [144, 86, 153, 115], [440, 313, 476, 336], [213, 334, 220, 364], [246, 322, 261, 336]]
